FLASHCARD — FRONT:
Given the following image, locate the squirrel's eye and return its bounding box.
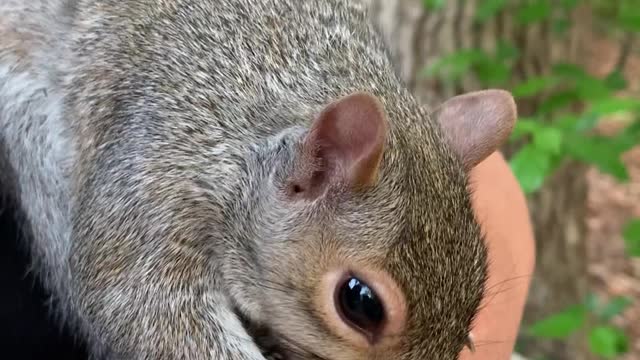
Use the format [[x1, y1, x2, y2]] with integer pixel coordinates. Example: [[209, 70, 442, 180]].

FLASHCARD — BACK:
[[336, 277, 385, 335]]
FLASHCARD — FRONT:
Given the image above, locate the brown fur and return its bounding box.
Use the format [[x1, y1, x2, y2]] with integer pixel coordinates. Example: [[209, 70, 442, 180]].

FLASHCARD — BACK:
[[1, 0, 516, 359]]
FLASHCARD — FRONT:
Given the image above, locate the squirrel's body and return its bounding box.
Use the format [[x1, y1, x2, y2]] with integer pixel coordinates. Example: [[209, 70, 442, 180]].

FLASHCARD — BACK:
[[1, 1, 516, 359]]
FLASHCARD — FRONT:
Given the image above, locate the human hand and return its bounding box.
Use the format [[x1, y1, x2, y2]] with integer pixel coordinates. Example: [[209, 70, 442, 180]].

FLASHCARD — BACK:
[[460, 151, 536, 359]]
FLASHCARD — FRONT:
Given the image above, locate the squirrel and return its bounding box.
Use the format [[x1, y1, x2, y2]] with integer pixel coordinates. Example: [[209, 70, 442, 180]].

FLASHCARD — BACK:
[[0, 0, 517, 359]]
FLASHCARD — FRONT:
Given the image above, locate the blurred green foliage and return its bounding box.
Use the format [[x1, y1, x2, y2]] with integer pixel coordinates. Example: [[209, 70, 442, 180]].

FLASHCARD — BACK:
[[523, 294, 632, 358], [422, 0, 640, 358], [623, 220, 640, 256]]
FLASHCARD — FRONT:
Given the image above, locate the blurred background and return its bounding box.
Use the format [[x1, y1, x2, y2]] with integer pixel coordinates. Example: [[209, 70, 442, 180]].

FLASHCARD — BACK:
[[360, 0, 640, 359], [1, 0, 638, 359]]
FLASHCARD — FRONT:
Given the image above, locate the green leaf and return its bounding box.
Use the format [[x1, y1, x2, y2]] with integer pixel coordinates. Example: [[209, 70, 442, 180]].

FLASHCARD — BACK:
[[551, 63, 613, 100], [603, 122, 640, 155], [604, 70, 628, 91], [495, 40, 520, 62], [561, 0, 579, 9], [474, 60, 510, 86], [538, 90, 580, 114], [527, 305, 587, 339], [552, 18, 571, 34], [552, 63, 589, 80], [623, 219, 640, 257], [509, 145, 554, 194], [423, 0, 445, 10], [510, 118, 546, 143], [576, 78, 614, 101], [475, 0, 507, 23], [564, 135, 630, 181], [516, 0, 552, 24], [576, 98, 640, 132], [585, 292, 602, 313], [588, 97, 640, 116], [615, 121, 640, 151], [618, 3, 640, 32], [422, 49, 488, 80], [554, 114, 581, 132], [512, 76, 558, 98], [533, 127, 563, 155], [574, 112, 601, 132], [588, 326, 629, 358], [598, 297, 634, 321]]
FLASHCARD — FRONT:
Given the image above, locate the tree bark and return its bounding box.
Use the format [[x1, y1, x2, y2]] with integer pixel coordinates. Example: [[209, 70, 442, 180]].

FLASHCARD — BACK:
[[361, 1, 595, 359]]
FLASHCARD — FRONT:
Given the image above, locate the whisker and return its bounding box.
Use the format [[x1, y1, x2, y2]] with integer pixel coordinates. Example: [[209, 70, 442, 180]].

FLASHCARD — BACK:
[[484, 274, 535, 292]]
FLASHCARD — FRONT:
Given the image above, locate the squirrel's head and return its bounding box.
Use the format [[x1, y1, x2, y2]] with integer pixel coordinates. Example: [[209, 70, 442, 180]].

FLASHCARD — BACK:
[[230, 89, 517, 359]]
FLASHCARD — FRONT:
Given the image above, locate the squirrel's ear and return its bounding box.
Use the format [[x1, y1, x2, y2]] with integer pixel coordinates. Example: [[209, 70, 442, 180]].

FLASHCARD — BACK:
[[287, 92, 388, 199], [433, 89, 517, 171]]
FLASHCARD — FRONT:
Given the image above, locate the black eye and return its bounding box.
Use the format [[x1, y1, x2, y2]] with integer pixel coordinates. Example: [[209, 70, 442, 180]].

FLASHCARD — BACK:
[[337, 277, 385, 334]]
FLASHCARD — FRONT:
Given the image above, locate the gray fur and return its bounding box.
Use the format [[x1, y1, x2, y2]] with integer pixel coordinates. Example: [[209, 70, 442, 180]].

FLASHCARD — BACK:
[[1, 1, 488, 359]]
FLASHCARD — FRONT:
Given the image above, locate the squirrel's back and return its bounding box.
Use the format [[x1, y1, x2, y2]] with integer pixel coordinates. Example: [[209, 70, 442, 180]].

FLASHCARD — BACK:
[[66, 0, 428, 157]]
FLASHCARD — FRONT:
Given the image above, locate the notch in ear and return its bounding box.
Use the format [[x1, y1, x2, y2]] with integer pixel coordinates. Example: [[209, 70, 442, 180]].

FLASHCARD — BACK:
[[287, 92, 388, 199], [433, 89, 517, 171]]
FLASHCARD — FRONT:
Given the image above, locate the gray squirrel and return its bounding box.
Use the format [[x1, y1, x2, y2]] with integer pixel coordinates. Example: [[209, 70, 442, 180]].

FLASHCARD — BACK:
[[0, 0, 517, 359]]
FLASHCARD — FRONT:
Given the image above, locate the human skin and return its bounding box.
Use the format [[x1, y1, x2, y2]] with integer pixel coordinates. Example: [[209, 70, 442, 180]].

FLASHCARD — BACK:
[[460, 151, 536, 359]]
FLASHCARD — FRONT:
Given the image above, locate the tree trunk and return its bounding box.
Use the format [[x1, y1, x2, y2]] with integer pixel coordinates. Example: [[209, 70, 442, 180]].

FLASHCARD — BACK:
[[361, 1, 594, 359]]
